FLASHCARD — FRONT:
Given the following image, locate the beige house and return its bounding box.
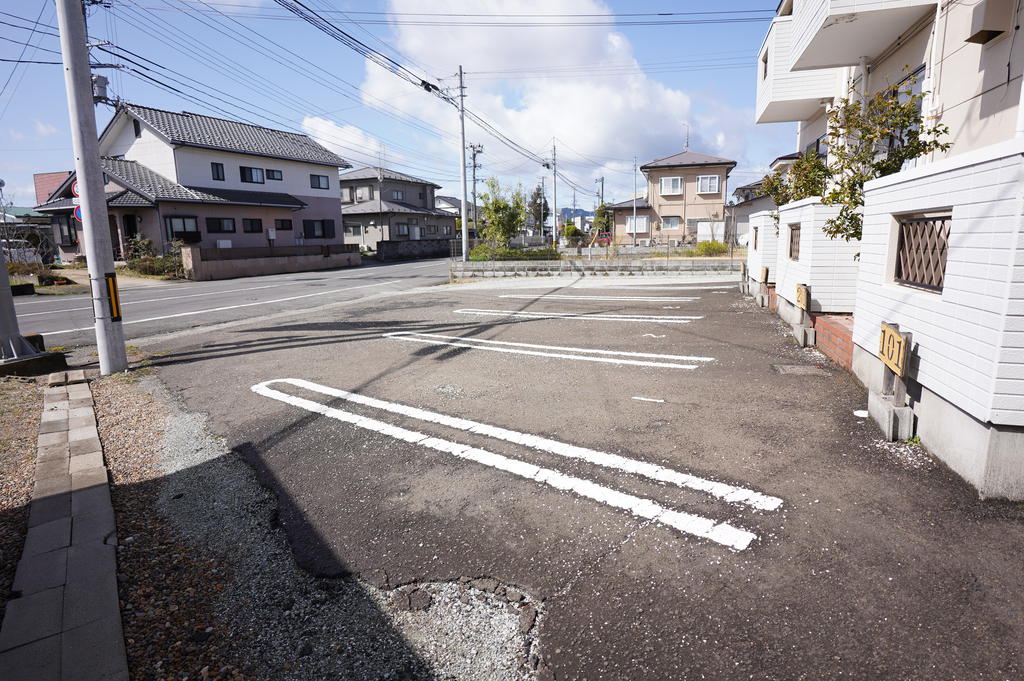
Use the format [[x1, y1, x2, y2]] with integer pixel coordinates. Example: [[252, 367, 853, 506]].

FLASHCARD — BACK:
[[609, 151, 735, 246], [339, 167, 456, 248]]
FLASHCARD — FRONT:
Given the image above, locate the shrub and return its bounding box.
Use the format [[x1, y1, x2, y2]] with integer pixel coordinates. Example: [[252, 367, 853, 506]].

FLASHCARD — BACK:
[[694, 240, 728, 256], [125, 255, 180, 276], [7, 262, 49, 277], [468, 243, 559, 261]]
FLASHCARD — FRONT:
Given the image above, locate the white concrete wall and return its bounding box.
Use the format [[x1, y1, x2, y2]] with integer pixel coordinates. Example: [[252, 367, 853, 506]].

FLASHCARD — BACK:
[[746, 211, 778, 283], [102, 116, 177, 181], [756, 17, 845, 124], [853, 138, 1024, 427], [173, 147, 339, 203], [775, 198, 860, 313]]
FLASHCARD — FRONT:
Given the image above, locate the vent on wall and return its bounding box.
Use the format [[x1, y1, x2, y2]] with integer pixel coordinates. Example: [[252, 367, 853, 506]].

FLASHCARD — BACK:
[[965, 0, 1013, 45]]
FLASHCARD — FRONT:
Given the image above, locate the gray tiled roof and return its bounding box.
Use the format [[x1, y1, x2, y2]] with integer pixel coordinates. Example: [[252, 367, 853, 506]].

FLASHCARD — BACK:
[[102, 156, 198, 201], [36, 189, 152, 211], [640, 150, 736, 170], [435, 195, 482, 213], [608, 197, 650, 210], [124, 103, 349, 168], [342, 198, 453, 217], [338, 166, 441, 189]]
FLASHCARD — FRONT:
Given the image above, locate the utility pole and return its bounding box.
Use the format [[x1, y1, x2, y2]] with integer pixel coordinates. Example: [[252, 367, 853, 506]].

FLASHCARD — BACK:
[[540, 176, 546, 238], [55, 0, 126, 374], [632, 156, 638, 247], [0, 181, 45, 364], [457, 65, 469, 260], [596, 176, 604, 206], [469, 143, 483, 233], [551, 140, 557, 246], [572, 188, 577, 233]]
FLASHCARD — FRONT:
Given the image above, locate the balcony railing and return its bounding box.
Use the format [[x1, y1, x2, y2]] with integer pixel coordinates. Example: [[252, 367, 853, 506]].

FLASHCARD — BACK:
[[756, 16, 844, 124]]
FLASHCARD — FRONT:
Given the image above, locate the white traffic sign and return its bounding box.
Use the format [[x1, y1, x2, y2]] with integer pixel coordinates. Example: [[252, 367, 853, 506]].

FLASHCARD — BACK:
[[71, 180, 79, 197]]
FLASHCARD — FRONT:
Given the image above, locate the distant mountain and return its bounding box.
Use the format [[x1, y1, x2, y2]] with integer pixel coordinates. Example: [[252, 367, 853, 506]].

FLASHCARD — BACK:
[[559, 207, 594, 219]]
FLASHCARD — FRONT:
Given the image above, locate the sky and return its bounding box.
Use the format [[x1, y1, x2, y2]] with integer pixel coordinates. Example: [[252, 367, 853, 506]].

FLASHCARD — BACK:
[[0, 0, 795, 211]]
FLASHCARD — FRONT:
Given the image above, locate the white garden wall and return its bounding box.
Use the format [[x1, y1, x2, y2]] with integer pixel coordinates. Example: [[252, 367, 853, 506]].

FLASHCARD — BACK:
[[745, 210, 778, 284]]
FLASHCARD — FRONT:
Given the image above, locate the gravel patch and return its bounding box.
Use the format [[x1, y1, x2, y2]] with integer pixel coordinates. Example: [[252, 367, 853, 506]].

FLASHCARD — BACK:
[[863, 438, 935, 471], [94, 371, 540, 681], [0, 376, 42, 618]]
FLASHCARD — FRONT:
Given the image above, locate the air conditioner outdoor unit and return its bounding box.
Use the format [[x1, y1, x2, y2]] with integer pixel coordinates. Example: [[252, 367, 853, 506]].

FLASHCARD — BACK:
[[669, 239, 679, 247], [638, 239, 650, 247], [216, 239, 232, 249]]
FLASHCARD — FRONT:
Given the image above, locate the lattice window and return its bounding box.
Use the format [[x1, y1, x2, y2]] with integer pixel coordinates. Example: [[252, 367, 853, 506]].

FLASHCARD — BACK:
[[788, 224, 800, 261], [895, 215, 951, 291]]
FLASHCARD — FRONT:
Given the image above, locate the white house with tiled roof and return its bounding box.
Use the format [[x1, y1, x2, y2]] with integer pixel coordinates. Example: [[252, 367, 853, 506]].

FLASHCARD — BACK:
[[36, 103, 351, 261]]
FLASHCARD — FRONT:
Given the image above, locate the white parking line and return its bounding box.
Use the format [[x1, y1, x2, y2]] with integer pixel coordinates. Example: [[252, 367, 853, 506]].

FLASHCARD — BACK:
[[384, 331, 713, 369], [253, 379, 760, 550], [498, 294, 699, 302], [454, 309, 703, 323], [632, 397, 666, 403], [38, 280, 400, 336], [258, 378, 782, 512]]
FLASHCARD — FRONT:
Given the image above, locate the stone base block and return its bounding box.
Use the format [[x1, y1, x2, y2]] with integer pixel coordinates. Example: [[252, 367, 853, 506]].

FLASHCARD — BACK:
[[791, 324, 816, 348], [0, 352, 68, 378], [868, 391, 915, 441]]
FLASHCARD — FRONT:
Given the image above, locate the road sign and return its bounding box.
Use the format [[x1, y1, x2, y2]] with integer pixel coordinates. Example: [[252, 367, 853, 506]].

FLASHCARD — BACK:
[[71, 197, 80, 206], [879, 323, 909, 377], [795, 284, 810, 311], [73, 205, 82, 222], [71, 180, 79, 197]]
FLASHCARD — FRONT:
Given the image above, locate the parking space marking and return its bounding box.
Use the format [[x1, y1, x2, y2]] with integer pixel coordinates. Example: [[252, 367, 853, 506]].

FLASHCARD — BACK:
[[384, 331, 713, 369], [633, 397, 666, 403], [498, 294, 699, 302], [255, 378, 782, 512], [253, 379, 762, 550], [454, 309, 704, 323]]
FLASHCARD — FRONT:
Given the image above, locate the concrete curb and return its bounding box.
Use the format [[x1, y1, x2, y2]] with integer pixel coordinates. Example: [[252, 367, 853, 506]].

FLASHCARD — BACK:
[[450, 259, 741, 278], [0, 371, 128, 681]]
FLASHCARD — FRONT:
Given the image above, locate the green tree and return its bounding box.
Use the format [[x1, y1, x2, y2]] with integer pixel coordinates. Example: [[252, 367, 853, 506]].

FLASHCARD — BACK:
[[590, 203, 611, 237], [478, 178, 527, 245], [760, 151, 829, 229], [528, 185, 549, 233]]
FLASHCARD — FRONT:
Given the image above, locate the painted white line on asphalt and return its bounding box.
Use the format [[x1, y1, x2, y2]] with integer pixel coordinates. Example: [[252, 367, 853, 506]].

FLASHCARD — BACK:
[[615, 285, 733, 291], [252, 380, 758, 550], [642, 334, 666, 338], [498, 294, 699, 302], [454, 309, 703, 324], [409, 262, 445, 269], [260, 378, 782, 512], [632, 397, 665, 403], [384, 332, 712, 369], [38, 280, 401, 336]]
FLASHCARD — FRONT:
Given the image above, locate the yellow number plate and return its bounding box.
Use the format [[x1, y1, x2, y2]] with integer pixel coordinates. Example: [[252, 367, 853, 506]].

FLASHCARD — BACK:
[[759, 266, 769, 283], [795, 284, 810, 311], [879, 323, 907, 377]]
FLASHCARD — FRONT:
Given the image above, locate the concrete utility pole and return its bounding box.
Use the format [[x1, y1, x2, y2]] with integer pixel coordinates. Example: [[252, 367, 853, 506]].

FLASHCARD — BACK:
[[0, 182, 43, 363], [469, 143, 482, 232], [457, 65, 469, 261], [551, 141, 557, 246], [596, 176, 604, 206], [632, 156, 638, 247], [55, 0, 127, 374], [540, 176, 546, 238]]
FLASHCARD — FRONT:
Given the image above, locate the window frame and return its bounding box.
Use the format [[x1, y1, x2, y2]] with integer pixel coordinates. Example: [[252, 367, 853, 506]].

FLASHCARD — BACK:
[[392, 190, 404, 201], [242, 218, 263, 233], [310, 174, 330, 190], [265, 169, 283, 181], [396, 223, 409, 236], [274, 218, 293, 231], [752, 225, 758, 251], [211, 162, 225, 182], [205, 217, 236, 233], [659, 176, 683, 195], [662, 216, 681, 230], [697, 175, 721, 194], [788, 223, 801, 261], [240, 166, 265, 184], [132, 119, 142, 138], [625, 215, 649, 234], [893, 213, 951, 292]]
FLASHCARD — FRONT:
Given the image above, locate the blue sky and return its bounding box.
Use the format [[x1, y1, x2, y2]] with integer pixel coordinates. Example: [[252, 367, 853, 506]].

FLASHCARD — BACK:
[[0, 0, 794, 209]]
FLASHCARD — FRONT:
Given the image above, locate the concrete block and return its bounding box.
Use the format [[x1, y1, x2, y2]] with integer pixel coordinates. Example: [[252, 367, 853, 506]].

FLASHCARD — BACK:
[[65, 370, 86, 385], [71, 468, 107, 492], [39, 420, 69, 435], [43, 401, 69, 413], [13, 547, 69, 595], [62, 544, 119, 630], [47, 372, 67, 387], [65, 384, 90, 398], [67, 407, 93, 418], [41, 409, 69, 423], [23, 516, 72, 557], [38, 443, 70, 462], [43, 392, 67, 406], [62, 616, 129, 681], [43, 386, 67, 397], [67, 426, 99, 443], [29, 493, 70, 528], [71, 484, 111, 517], [868, 391, 915, 441], [35, 458, 68, 481], [67, 415, 96, 430], [69, 438, 101, 457], [0, 633, 61, 681], [38, 431, 69, 447], [34, 474, 71, 500], [0, 586, 63, 652], [67, 398, 92, 409], [71, 506, 116, 546], [68, 452, 103, 475]]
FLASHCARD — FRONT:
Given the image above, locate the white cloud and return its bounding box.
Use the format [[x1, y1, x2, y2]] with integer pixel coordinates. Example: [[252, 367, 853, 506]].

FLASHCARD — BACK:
[[8, 129, 25, 141], [300, 116, 393, 168], [355, 0, 770, 203], [33, 121, 57, 137]]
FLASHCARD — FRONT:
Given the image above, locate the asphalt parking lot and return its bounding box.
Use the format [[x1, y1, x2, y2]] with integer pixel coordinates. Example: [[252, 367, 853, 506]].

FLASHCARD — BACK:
[[149, 275, 1024, 680]]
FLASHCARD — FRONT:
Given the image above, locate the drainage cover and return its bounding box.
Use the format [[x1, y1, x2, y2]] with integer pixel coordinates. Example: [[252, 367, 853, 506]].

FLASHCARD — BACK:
[[772, 364, 830, 376]]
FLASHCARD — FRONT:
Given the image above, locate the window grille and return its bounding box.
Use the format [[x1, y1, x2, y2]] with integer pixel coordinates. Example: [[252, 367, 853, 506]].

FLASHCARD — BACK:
[[895, 215, 951, 291]]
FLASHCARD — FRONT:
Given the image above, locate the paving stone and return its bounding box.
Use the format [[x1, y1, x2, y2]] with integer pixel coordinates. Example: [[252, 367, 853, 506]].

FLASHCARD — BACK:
[[0, 632, 61, 681], [41, 409, 69, 423], [67, 415, 96, 430], [46, 372, 68, 387], [29, 493, 70, 528], [71, 468, 108, 492], [62, 615, 128, 681], [62, 545, 118, 631], [34, 475, 71, 501], [65, 370, 86, 384], [67, 407, 93, 419], [68, 438, 101, 456], [43, 386, 67, 397], [67, 398, 92, 409], [39, 420, 69, 435], [38, 431, 69, 447], [37, 443, 70, 463], [0, 586, 63, 652], [68, 452, 103, 475], [43, 401, 69, 413], [71, 484, 110, 517], [23, 516, 72, 557], [35, 458, 69, 481], [13, 547, 69, 596], [65, 386, 90, 400], [71, 507, 116, 546], [43, 393, 68, 406], [66, 426, 99, 443]]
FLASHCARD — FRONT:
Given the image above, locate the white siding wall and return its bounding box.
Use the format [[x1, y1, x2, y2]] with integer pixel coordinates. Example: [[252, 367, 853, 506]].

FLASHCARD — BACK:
[[776, 198, 860, 312], [852, 139, 1024, 426], [174, 147, 339, 203], [102, 117, 177, 180], [746, 211, 778, 283], [756, 17, 845, 124]]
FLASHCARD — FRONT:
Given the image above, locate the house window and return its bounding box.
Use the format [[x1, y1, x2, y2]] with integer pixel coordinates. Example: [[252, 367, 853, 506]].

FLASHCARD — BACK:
[[408, 217, 418, 225], [392, 190, 404, 200], [355, 186, 373, 201], [426, 225, 437, 234], [310, 174, 329, 190], [211, 162, 225, 181], [894, 214, 951, 291], [347, 225, 362, 236], [302, 219, 335, 238], [342, 187, 354, 202], [243, 218, 263, 233], [788, 224, 801, 260], [206, 217, 236, 233], [266, 169, 283, 181], [396, 224, 409, 236], [274, 218, 293, 231], [240, 166, 265, 183], [443, 225, 452, 235], [133, 119, 141, 138], [660, 177, 683, 195], [626, 215, 648, 234], [662, 216, 681, 230], [55, 215, 78, 246], [164, 216, 200, 242], [761, 50, 769, 80], [752, 225, 758, 251], [697, 175, 720, 194], [419, 192, 425, 200]]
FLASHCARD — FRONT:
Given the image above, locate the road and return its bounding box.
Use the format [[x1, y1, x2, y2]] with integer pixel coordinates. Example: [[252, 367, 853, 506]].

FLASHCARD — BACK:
[[14, 258, 450, 347], [142, 272, 1024, 680]]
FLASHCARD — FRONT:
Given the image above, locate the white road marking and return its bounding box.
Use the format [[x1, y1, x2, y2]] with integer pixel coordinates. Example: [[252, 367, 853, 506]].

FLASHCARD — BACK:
[[632, 396, 666, 403], [615, 285, 733, 290], [642, 334, 666, 338], [454, 309, 703, 324], [253, 380, 759, 550], [384, 332, 713, 369], [498, 294, 699, 302], [18, 282, 293, 317], [258, 378, 782, 512], [38, 280, 400, 336], [409, 262, 444, 269], [662, 306, 681, 309]]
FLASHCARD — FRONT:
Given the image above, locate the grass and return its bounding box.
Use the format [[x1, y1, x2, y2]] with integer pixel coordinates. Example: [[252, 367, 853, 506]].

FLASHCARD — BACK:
[[34, 285, 90, 296], [904, 435, 922, 446], [115, 267, 180, 280]]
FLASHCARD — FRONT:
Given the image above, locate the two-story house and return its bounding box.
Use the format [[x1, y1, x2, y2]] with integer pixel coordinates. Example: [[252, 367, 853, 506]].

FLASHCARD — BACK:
[[35, 103, 350, 261], [339, 167, 456, 247], [609, 151, 736, 246]]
